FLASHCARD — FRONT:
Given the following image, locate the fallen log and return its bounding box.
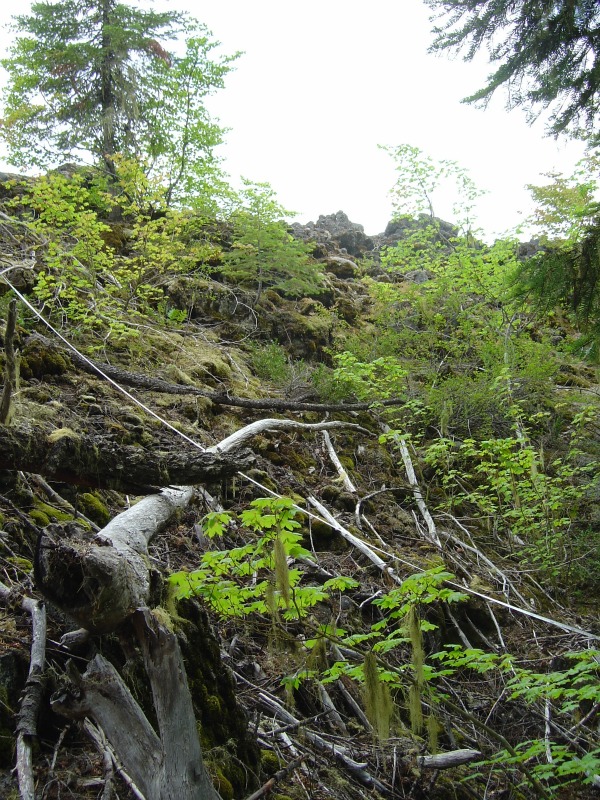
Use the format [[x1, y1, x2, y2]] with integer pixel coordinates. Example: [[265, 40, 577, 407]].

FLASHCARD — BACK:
[[35, 486, 194, 632], [417, 749, 482, 769], [27, 332, 406, 412], [33, 418, 369, 633], [0, 422, 254, 493]]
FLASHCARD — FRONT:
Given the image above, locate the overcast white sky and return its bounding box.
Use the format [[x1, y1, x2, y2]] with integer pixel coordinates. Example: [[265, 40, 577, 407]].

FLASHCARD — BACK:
[[0, 0, 589, 239]]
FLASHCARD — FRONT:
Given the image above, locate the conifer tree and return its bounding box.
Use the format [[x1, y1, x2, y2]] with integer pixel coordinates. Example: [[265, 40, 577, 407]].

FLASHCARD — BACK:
[[1, 0, 236, 198], [425, 0, 600, 139]]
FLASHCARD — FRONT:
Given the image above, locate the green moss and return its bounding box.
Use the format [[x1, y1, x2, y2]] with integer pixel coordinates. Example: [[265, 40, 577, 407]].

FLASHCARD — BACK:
[[20, 340, 69, 379], [205, 694, 222, 716], [29, 510, 50, 527], [32, 498, 73, 523], [78, 492, 110, 526], [163, 363, 196, 386], [6, 557, 32, 572], [47, 427, 80, 445], [244, 469, 277, 491], [261, 749, 280, 775], [339, 455, 355, 471], [212, 770, 233, 800], [306, 519, 336, 548], [321, 485, 341, 504]]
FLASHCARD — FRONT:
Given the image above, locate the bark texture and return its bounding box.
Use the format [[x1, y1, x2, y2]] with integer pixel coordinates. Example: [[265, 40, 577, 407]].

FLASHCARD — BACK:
[[52, 609, 221, 800], [0, 422, 254, 492], [35, 487, 194, 632]]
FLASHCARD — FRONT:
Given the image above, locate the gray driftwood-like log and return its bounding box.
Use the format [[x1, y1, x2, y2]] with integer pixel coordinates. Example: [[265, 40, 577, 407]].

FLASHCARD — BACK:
[[0, 422, 254, 493], [51, 609, 221, 800], [417, 749, 482, 769], [35, 486, 193, 632]]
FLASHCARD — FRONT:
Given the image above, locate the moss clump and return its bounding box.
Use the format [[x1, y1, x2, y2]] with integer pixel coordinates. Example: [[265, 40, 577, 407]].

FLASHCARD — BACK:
[[31, 498, 73, 524], [78, 492, 110, 526], [260, 749, 280, 776], [190, 356, 232, 385], [244, 468, 277, 492], [205, 694, 222, 716], [6, 557, 32, 572], [29, 509, 50, 527], [20, 340, 69, 379], [306, 519, 337, 549], [212, 770, 233, 800], [47, 427, 80, 445], [163, 364, 196, 386]]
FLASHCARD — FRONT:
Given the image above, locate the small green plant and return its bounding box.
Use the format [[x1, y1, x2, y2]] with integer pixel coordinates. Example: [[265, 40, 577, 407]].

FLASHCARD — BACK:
[[169, 497, 350, 620], [222, 179, 324, 304], [248, 341, 292, 385], [431, 645, 600, 794]]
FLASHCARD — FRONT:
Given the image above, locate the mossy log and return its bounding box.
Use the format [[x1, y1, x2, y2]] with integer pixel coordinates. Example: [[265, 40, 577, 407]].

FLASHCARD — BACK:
[[28, 332, 406, 412], [0, 422, 254, 492]]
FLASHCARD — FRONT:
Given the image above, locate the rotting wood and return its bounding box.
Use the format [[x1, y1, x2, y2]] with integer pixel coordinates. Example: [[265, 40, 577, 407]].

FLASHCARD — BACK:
[[0, 581, 47, 800], [52, 609, 221, 800], [0, 422, 254, 493], [35, 485, 194, 633]]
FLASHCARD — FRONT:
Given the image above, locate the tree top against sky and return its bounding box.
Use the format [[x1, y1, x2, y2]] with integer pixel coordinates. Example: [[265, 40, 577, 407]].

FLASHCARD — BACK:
[[0, 0, 237, 197], [425, 0, 600, 140]]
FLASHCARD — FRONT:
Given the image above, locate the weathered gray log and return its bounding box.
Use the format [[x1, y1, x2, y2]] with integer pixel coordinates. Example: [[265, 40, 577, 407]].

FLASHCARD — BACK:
[[52, 609, 221, 800], [0, 422, 254, 492], [34, 419, 370, 633], [417, 749, 482, 769], [35, 486, 193, 632]]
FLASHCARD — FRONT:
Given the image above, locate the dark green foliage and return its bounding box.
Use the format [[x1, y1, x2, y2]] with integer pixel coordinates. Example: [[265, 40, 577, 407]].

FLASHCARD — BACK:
[[515, 223, 600, 357], [222, 180, 325, 304], [425, 0, 600, 138]]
